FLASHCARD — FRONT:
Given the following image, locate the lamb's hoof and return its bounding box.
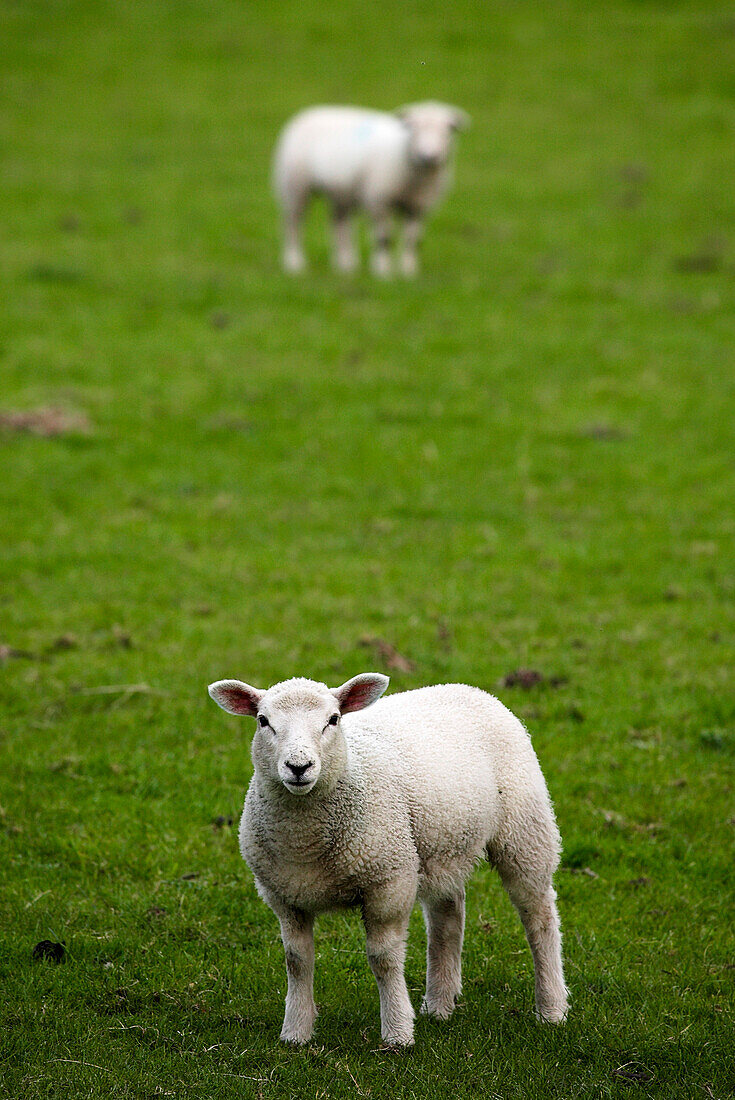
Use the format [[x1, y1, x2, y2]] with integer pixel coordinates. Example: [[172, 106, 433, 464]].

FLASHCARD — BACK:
[[280, 1031, 312, 1045], [283, 252, 306, 275], [537, 1003, 568, 1025], [334, 258, 359, 276], [420, 993, 458, 1020], [280, 1015, 317, 1044], [381, 1032, 415, 1049], [371, 255, 393, 279]]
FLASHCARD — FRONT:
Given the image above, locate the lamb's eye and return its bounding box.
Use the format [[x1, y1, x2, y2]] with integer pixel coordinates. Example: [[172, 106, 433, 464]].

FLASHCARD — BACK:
[[257, 715, 269, 729], [328, 714, 340, 726]]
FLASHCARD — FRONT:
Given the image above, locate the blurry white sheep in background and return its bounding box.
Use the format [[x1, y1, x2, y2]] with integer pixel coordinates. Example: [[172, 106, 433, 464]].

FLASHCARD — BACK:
[[273, 102, 470, 277]]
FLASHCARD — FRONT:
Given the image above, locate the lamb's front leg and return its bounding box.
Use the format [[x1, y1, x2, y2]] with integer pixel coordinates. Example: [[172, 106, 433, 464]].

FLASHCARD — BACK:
[[363, 888, 415, 1046], [332, 204, 358, 274], [421, 888, 465, 1018], [278, 908, 317, 1044], [399, 213, 423, 278], [367, 204, 394, 278]]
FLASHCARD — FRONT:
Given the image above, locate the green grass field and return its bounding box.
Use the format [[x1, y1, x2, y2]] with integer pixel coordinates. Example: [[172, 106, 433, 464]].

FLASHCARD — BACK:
[[1, 1, 733, 1096]]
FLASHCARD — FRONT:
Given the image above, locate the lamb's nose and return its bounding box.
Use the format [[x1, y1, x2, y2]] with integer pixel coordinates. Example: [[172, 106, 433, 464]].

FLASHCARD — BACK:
[[285, 761, 312, 780]]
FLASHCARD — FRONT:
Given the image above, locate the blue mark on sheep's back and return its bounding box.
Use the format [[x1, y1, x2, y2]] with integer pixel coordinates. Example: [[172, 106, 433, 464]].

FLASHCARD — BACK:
[[352, 122, 374, 143]]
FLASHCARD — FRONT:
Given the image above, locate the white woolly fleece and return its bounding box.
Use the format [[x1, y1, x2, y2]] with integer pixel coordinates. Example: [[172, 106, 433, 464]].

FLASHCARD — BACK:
[[272, 102, 469, 276], [208, 675, 568, 1046]]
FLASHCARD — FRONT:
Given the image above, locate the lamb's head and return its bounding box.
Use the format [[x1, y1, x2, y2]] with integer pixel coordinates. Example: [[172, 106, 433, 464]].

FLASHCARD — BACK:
[[208, 673, 389, 796], [396, 101, 470, 171]]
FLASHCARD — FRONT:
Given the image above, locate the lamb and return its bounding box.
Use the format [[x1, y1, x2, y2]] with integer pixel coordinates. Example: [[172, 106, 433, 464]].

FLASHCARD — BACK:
[[273, 102, 469, 277], [208, 673, 568, 1047]]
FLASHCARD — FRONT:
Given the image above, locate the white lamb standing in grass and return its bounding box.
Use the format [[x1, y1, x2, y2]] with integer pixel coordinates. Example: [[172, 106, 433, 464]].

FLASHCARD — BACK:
[[273, 102, 470, 277], [208, 673, 568, 1047]]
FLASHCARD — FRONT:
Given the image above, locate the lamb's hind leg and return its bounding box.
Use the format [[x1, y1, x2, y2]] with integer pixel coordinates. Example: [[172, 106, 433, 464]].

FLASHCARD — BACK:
[[503, 878, 568, 1023], [279, 181, 309, 274], [420, 888, 465, 1019], [491, 805, 568, 1023]]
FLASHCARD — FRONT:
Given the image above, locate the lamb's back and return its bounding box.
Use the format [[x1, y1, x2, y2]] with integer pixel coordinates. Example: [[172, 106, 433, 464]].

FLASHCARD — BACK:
[[275, 106, 408, 198], [343, 685, 539, 890], [345, 683, 533, 772]]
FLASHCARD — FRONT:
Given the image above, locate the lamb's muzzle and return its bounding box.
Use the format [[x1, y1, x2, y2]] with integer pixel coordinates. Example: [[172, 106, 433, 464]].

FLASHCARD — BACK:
[[285, 761, 313, 780], [283, 761, 316, 792]]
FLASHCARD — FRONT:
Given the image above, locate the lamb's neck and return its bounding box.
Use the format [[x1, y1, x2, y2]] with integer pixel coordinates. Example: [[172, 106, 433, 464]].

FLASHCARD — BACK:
[[409, 159, 442, 181]]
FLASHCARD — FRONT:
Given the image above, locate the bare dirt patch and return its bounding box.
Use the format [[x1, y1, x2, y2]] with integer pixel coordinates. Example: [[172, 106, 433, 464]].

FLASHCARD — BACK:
[[358, 636, 415, 673], [0, 407, 91, 437]]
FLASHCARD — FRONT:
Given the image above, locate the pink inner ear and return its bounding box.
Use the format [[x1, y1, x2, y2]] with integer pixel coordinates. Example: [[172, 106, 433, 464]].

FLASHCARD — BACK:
[[221, 689, 257, 715], [340, 684, 374, 712], [335, 675, 387, 713], [210, 681, 262, 716]]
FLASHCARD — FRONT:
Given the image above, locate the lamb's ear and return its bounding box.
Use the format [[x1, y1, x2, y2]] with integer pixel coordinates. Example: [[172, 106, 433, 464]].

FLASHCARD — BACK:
[[208, 679, 264, 717], [450, 107, 470, 131], [394, 105, 415, 125], [330, 673, 389, 713]]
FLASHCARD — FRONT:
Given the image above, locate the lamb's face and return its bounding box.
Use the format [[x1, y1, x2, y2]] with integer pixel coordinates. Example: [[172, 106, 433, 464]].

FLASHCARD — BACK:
[[208, 673, 389, 798], [398, 102, 470, 171], [252, 685, 343, 797]]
